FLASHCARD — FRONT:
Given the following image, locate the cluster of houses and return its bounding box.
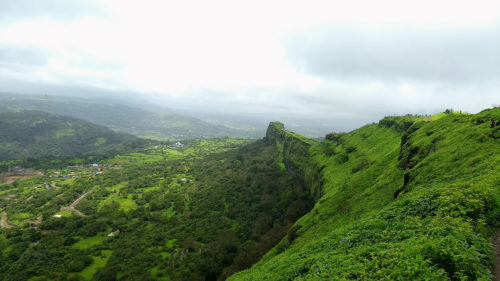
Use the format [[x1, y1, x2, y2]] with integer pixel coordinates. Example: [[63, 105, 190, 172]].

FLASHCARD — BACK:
[[171, 142, 184, 149], [66, 163, 122, 170], [50, 163, 122, 179]]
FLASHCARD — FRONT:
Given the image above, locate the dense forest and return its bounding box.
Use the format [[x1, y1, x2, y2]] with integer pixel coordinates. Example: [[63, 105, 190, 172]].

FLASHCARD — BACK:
[[0, 138, 313, 280]]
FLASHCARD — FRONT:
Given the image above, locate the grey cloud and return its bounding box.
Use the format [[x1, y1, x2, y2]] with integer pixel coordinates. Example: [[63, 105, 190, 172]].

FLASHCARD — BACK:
[[0, 77, 142, 103], [0, 45, 124, 85], [284, 25, 500, 82], [0, 45, 49, 70], [0, 0, 104, 23], [66, 56, 124, 72]]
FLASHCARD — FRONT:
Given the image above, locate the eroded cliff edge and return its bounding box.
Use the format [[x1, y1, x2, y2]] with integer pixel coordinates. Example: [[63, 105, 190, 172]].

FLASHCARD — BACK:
[[265, 121, 323, 201]]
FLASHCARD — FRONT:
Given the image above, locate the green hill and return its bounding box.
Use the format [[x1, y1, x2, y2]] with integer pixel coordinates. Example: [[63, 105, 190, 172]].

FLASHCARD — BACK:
[[0, 110, 150, 161], [0, 93, 263, 140], [0, 107, 499, 280], [230, 108, 500, 280]]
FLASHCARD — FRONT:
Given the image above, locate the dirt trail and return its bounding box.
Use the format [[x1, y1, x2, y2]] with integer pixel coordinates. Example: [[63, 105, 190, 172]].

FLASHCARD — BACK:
[[494, 230, 500, 281], [0, 212, 18, 228], [1, 212, 10, 228], [27, 215, 43, 227], [61, 190, 93, 217]]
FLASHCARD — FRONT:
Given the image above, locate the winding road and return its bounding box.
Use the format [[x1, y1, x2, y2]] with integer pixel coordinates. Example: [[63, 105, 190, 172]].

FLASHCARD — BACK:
[[0, 212, 16, 228]]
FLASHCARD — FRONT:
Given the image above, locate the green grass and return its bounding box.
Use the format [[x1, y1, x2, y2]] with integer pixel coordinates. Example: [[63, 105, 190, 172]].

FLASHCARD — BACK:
[[163, 149, 184, 159], [230, 108, 500, 280], [72, 235, 107, 250], [160, 252, 170, 259], [99, 193, 137, 212], [113, 152, 165, 167], [117, 197, 136, 210], [106, 182, 127, 192], [165, 239, 177, 249], [149, 265, 171, 281], [79, 250, 113, 280], [58, 209, 74, 218], [58, 177, 76, 185]]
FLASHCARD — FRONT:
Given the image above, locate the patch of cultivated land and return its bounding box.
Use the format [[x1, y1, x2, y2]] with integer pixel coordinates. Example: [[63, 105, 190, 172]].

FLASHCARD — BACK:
[[0, 170, 43, 185], [72, 235, 107, 250], [78, 250, 113, 281]]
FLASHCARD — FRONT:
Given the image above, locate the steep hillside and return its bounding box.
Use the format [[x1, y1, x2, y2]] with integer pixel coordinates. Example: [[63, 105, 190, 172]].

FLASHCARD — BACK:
[[0, 110, 150, 161], [0, 93, 263, 140], [231, 108, 500, 280]]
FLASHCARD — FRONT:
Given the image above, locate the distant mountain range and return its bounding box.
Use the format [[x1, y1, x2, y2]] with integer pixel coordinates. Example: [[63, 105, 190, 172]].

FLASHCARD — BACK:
[[0, 110, 151, 161], [0, 93, 264, 140]]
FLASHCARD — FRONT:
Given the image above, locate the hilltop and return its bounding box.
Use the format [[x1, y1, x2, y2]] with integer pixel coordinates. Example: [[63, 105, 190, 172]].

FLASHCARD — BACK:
[[0, 110, 150, 161], [231, 108, 500, 280], [0, 93, 263, 140]]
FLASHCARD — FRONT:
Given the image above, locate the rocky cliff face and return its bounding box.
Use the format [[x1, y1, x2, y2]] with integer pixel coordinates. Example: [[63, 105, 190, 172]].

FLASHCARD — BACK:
[[265, 122, 323, 201]]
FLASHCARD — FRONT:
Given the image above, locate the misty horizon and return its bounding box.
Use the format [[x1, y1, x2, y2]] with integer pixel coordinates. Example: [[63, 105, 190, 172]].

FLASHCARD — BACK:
[[1, 0, 499, 136]]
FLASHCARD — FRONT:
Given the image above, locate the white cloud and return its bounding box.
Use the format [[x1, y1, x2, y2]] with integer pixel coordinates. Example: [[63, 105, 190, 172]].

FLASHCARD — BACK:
[[0, 0, 499, 133]]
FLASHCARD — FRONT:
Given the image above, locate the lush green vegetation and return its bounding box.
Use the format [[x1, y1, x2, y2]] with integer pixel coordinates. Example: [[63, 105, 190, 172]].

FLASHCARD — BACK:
[[0, 93, 263, 140], [0, 138, 313, 280], [230, 108, 500, 280], [1, 106, 499, 280], [0, 110, 151, 161]]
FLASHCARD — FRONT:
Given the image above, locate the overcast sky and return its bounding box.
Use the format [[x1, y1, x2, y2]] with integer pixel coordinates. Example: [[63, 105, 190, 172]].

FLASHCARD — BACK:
[[0, 0, 499, 133]]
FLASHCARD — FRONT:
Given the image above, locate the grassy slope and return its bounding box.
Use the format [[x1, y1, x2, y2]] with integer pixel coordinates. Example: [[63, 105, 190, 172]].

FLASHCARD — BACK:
[[230, 108, 500, 280], [80, 250, 113, 280], [0, 110, 149, 161]]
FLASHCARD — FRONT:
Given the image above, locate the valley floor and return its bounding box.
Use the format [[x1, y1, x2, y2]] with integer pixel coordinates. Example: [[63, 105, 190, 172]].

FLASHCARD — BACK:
[[0, 138, 313, 280]]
